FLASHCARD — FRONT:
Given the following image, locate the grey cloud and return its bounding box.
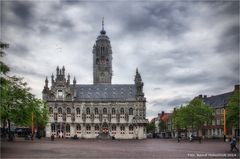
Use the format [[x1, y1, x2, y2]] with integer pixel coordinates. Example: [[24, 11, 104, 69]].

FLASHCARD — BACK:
[[11, 1, 34, 23], [9, 43, 30, 57], [150, 96, 190, 108], [216, 24, 239, 54], [12, 66, 45, 79]]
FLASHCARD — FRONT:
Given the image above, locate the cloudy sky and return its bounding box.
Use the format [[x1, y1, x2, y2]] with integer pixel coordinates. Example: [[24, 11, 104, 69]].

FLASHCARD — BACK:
[[1, 0, 239, 119]]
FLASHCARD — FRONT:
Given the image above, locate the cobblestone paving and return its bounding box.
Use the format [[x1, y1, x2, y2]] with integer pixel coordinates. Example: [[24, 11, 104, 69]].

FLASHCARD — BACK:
[[1, 138, 239, 159]]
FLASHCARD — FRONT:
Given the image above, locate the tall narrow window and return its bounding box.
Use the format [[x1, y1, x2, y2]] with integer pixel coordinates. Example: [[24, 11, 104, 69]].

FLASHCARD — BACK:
[[112, 108, 115, 114], [66, 124, 70, 133], [76, 124, 81, 131], [86, 125, 91, 134], [129, 125, 133, 134], [120, 125, 125, 134], [120, 108, 124, 115], [49, 107, 53, 114], [76, 108, 80, 114], [112, 125, 116, 131], [95, 108, 98, 114], [76, 124, 81, 134], [95, 125, 99, 134], [86, 107, 90, 115], [58, 107, 62, 114], [51, 124, 55, 132], [103, 108, 107, 114], [67, 107, 71, 114], [129, 108, 133, 115]]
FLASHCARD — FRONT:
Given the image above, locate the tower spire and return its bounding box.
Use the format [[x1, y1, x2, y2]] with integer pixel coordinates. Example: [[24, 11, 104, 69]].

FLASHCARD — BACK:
[[100, 17, 106, 35], [102, 17, 104, 31]]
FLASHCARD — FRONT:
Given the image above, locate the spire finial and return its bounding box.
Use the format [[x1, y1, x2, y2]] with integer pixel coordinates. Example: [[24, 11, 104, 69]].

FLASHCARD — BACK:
[[102, 17, 104, 30], [100, 17, 106, 35]]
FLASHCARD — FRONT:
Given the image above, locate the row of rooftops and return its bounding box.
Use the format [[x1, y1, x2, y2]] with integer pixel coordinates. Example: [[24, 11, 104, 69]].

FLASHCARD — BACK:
[[152, 85, 239, 122]]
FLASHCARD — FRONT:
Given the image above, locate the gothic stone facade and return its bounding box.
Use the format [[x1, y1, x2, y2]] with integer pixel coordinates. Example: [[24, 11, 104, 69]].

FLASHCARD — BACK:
[[42, 24, 148, 139]]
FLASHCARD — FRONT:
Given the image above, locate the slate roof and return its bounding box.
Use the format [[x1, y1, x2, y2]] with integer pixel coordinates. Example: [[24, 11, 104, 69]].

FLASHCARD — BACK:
[[74, 84, 136, 101], [203, 92, 233, 108]]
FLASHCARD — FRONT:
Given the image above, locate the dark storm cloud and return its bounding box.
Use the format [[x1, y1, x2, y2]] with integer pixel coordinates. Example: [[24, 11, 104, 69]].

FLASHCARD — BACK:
[[11, 1, 34, 22], [12, 66, 44, 79], [216, 24, 239, 54], [9, 43, 30, 57], [7, 1, 35, 28], [121, 2, 189, 37]]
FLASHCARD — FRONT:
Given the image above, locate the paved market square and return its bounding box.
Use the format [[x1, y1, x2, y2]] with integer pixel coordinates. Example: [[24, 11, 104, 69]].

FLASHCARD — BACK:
[[1, 138, 239, 159]]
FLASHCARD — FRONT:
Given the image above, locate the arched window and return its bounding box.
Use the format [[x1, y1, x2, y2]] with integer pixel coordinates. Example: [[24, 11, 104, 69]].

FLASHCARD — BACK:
[[86, 124, 91, 134], [129, 108, 133, 115], [103, 108, 107, 114], [49, 107, 53, 114], [129, 125, 134, 134], [66, 124, 70, 133], [112, 125, 116, 131], [76, 124, 81, 131], [86, 107, 90, 115], [58, 107, 62, 114], [67, 107, 71, 114], [76, 108, 80, 114], [51, 124, 55, 132], [120, 108, 124, 115], [95, 125, 99, 131], [112, 108, 115, 114], [95, 108, 98, 114], [86, 125, 91, 130]]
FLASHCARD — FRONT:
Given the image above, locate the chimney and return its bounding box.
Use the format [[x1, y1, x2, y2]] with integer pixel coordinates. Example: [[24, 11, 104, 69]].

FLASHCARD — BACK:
[[234, 85, 240, 92], [161, 111, 165, 116]]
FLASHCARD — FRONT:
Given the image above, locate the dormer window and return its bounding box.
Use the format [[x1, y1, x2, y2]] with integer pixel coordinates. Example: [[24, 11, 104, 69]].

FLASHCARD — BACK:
[[57, 90, 63, 98]]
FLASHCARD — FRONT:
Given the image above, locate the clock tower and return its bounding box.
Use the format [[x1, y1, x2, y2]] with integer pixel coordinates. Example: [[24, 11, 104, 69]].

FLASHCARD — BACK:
[[92, 18, 112, 84]]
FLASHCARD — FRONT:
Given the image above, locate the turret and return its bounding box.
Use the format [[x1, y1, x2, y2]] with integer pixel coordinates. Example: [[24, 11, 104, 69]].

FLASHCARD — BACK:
[[73, 76, 76, 86], [51, 73, 54, 85], [134, 68, 144, 97], [56, 66, 59, 75], [67, 74, 70, 85], [42, 76, 49, 99], [62, 66, 65, 76], [45, 76, 48, 88]]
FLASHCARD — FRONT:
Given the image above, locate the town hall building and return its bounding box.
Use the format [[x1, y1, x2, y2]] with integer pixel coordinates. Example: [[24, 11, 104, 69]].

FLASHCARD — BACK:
[[42, 21, 148, 139]]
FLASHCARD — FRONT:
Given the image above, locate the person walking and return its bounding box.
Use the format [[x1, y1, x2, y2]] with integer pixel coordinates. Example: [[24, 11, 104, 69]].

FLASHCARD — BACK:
[[230, 137, 239, 152], [177, 135, 181, 143], [51, 134, 54, 141]]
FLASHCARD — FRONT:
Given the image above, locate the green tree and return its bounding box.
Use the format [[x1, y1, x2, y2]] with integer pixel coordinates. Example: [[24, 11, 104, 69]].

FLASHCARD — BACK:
[[172, 98, 213, 135], [226, 89, 240, 129], [0, 42, 48, 140], [147, 122, 156, 133]]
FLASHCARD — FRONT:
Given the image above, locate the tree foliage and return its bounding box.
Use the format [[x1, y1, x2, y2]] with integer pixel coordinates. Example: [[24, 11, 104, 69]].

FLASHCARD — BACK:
[[226, 89, 240, 129], [0, 42, 48, 137], [147, 122, 156, 133], [172, 98, 214, 132]]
